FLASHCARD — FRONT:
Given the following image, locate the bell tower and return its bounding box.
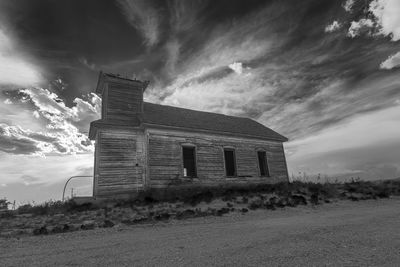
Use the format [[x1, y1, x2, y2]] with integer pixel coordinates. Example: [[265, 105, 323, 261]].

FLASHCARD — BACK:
[[95, 72, 149, 122]]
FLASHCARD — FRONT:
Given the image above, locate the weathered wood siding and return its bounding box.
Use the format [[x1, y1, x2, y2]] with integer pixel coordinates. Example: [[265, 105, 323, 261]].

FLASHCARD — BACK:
[[102, 83, 143, 122], [146, 128, 288, 188], [94, 128, 146, 197]]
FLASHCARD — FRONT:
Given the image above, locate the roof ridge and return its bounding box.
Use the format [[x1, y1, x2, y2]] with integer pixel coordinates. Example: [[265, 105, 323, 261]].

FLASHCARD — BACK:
[[143, 101, 250, 120]]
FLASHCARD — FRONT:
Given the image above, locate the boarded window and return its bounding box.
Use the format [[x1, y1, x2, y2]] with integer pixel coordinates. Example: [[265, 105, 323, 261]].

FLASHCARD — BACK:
[[257, 151, 270, 177], [183, 146, 196, 177], [224, 149, 236, 177]]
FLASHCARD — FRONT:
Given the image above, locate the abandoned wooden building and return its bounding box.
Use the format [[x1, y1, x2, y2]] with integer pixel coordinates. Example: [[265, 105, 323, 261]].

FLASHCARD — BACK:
[[89, 72, 289, 197]]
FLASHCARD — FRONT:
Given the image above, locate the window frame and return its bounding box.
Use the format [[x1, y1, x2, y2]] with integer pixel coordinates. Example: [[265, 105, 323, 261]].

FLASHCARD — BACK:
[[256, 150, 270, 177], [181, 144, 197, 178], [223, 147, 237, 177]]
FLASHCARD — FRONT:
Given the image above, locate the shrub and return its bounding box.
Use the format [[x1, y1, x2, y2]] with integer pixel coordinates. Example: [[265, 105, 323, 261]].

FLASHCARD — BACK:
[[0, 210, 15, 218], [248, 199, 262, 210], [16, 179, 400, 219], [16, 200, 96, 216], [0, 198, 9, 210]]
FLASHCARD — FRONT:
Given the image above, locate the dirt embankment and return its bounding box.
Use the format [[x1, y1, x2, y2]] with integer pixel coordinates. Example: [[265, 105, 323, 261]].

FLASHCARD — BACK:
[[1, 180, 399, 238], [1, 198, 400, 266]]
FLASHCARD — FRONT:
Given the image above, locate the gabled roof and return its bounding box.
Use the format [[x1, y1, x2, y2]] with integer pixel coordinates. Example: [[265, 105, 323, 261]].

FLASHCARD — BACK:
[[89, 102, 287, 141], [141, 102, 288, 142], [90, 73, 287, 141]]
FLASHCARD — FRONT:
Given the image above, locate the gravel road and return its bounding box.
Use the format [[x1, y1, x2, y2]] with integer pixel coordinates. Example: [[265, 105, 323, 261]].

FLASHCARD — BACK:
[[1, 198, 400, 266]]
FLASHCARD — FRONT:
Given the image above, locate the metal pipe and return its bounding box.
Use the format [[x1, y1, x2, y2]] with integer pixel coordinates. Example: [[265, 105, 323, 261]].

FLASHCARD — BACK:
[[62, 176, 92, 201]]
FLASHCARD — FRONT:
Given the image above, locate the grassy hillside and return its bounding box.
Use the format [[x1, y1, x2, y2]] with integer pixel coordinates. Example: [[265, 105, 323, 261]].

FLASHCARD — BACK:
[[1, 179, 400, 237]]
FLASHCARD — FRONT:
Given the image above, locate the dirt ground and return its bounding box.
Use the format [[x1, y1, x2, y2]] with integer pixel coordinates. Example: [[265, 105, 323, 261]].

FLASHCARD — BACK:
[[1, 198, 400, 267]]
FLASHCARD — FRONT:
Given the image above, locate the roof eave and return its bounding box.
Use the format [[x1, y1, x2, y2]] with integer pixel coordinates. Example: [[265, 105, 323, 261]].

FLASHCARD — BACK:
[[246, 118, 289, 142], [142, 122, 288, 142], [89, 119, 144, 140]]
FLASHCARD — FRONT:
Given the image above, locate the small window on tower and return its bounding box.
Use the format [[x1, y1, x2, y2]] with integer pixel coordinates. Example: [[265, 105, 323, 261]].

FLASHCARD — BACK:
[[182, 146, 196, 177]]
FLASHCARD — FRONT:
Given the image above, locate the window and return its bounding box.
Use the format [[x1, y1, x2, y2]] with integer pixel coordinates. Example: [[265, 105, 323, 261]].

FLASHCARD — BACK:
[[224, 149, 237, 177], [182, 146, 196, 177], [257, 151, 270, 177]]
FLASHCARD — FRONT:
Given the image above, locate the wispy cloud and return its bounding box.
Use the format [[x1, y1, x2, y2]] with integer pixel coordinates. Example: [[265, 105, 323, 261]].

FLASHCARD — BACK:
[[380, 51, 400, 69], [148, 3, 290, 103], [167, 0, 208, 33], [20, 175, 46, 186], [325, 20, 342, 32], [0, 28, 42, 86], [228, 62, 245, 75], [286, 105, 400, 180], [159, 1, 211, 78], [343, 0, 355, 12], [0, 153, 94, 202], [163, 66, 275, 116], [287, 105, 400, 157], [118, 0, 400, 183], [116, 0, 161, 47], [164, 38, 181, 77], [78, 57, 97, 71], [146, 1, 400, 145]]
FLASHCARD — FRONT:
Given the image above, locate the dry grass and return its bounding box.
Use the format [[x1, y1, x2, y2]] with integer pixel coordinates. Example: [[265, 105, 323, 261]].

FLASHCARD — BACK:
[[1, 178, 400, 237]]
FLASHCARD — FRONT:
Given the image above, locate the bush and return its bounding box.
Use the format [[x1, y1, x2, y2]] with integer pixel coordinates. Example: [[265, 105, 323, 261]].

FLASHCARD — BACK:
[[0, 210, 15, 218], [106, 179, 400, 210], [13, 179, 400, 219], [0, 198, 9, 210], [16, 200, 96, 216]]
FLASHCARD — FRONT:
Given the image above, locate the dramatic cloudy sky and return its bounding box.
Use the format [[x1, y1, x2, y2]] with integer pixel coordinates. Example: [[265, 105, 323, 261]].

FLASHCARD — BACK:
[[1, 0, 400, 203]]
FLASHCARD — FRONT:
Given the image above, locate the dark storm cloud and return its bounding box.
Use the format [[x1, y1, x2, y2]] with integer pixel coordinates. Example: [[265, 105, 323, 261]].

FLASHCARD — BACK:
[[0, 0, 148, 102], [0, 0, 286, 97]]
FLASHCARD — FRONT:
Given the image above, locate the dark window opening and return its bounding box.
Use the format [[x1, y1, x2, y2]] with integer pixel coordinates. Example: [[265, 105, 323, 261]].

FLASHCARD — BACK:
[[258, 151, 270, 177], [183, 146, 196, 177], [224, 149, 236, 177]]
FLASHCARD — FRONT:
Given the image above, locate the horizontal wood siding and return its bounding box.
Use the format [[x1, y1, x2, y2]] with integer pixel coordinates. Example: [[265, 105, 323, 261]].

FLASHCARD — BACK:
[[197, 145, 225, 179], [146, 129, 288, 188], [95, 129, 146, 197], [106, 83, 143, 121], [148, 136, 181, 181]]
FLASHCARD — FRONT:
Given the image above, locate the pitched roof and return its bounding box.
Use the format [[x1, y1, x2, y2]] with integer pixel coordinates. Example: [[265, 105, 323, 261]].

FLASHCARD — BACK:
[[141, 102, 288, 142], [89, 72, 287, 141]]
